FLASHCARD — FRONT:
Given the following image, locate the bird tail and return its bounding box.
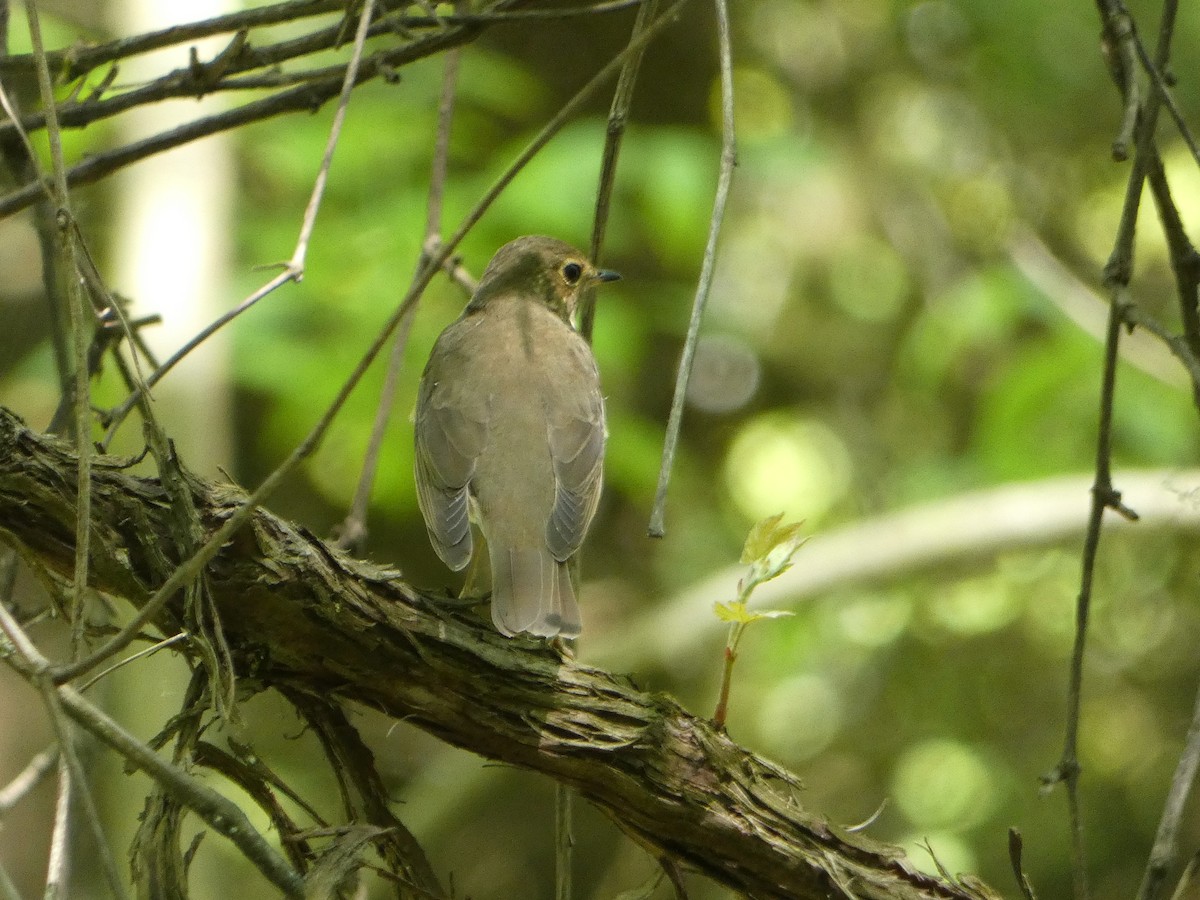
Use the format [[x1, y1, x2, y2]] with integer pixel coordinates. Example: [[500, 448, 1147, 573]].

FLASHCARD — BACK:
[[489, 546, 581, 639]]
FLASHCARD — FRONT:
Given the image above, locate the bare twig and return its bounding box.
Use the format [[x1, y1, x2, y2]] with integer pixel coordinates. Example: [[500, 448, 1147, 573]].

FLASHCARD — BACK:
[[1098, 2, 1139, 161], [0, 1, 650, 221], [0, 744, 58, 813], [285, 691, 445, 897], [0, 597, 128, 900], [648, 0, 735, 536], [101, 0, 379, 446], [1040, 281, 1130, 900], [1125, 4, 1199, 169], [0, 0, 644, 85], [1046, 4, 1178, 897], [1142, 146, 1200, 394], [556, 780, 574, 900], [292, 0, 377, 275], [0, 597, 304, 897], [0, 19, 483, 220], [43, 759, 70, 900], [22, 0, 93, 657], [23, 5, 106, 894], [76, 631, 189, 693], [583, 0, 661, 340], [54, 681, 305, 897], [1136, 674, 1200, 900], [336, 9, 464, 552]]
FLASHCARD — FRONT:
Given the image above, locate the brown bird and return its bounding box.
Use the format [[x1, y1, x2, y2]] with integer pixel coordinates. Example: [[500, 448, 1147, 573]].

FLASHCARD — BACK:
[[414, 236, 618, 638]]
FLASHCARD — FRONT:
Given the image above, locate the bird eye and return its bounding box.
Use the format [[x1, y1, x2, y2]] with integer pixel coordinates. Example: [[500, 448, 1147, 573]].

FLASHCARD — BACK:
[[561, 262, 583, 284]]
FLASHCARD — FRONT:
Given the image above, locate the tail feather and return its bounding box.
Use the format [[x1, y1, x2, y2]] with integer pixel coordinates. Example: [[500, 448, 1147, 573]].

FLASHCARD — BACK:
[[489, 546, 581, 638]]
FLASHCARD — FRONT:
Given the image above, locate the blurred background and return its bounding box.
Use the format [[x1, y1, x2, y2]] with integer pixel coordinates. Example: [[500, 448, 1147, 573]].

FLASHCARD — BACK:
[[2, 0, 1200, 897]]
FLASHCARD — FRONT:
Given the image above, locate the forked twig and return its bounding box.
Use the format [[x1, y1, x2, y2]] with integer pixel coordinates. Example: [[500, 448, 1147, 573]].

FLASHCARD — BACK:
[[101, 0, 380, 446], [1047, 4, 1178, 899]]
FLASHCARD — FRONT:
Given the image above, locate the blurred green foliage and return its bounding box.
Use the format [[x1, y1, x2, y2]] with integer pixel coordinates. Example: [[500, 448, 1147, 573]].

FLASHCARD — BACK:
[[3, 1, 1200, 898]]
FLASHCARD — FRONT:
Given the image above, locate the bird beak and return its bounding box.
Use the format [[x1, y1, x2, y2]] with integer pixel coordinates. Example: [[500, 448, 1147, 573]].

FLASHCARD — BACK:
[[595, 269, 621, 283]]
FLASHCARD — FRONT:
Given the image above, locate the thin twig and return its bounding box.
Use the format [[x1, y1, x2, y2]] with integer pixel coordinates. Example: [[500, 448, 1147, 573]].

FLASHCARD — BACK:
[[292, 0, 377, 274], [0, 19, 485, 220], [1132, 22, 1200, 900], [1099, 2, 1139, 161], [1126, 4, 1199, 169], [285, 691, 445, 896], [0, 744, 58, 812], [648, 0, 735, 537], [24, 5, 99, 895], [0, 0, 643, 84], [583, 0, 661, 340], [23, 0, 92, 657], [1040, 284, 1130, 900], [1046, 5, 1175, 897], [0, 1, 649, 221], [556, 782, 573, 900], [55, 681, 304, 897], [100, 269, 292, 446], [77, 631, 189, 693], [0, 594, 128, 900], [336, 10, 464, 551], [1122, 303, 1200, 387], [101, 0, 377, 446], [43, 759, 70, 900], [0, 597, 303, 897], [1136, 673, 1200, 900]]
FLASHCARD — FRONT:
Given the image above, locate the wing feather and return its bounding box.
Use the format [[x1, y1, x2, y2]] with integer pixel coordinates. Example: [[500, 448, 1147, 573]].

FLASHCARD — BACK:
[[545, 356, 606, 562], [414, 339, 488, 571]]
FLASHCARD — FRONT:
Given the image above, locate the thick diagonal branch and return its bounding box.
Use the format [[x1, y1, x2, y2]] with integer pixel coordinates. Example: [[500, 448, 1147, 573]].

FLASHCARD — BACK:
[[0, 407, 996, 900]]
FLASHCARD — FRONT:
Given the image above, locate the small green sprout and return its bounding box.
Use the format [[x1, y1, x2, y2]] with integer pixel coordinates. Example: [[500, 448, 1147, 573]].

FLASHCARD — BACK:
[[713, 514, 805, 729]]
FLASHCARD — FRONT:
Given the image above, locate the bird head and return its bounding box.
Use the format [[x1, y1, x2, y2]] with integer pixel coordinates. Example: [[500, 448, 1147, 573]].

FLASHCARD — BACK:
[[470, 235, 620, 322]]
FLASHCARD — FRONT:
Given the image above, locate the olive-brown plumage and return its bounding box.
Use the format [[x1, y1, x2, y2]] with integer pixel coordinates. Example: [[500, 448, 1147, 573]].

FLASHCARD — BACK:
[[414, 236, 617, 638]]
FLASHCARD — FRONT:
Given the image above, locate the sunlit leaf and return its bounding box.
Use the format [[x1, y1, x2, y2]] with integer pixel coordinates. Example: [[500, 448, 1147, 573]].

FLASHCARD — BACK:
[[740, 514, 808, 588], [714, 599, 794, 625]]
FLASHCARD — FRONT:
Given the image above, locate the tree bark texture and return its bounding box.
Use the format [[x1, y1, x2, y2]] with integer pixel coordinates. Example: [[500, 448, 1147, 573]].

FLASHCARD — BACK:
[[0, 407, 1000, 900]]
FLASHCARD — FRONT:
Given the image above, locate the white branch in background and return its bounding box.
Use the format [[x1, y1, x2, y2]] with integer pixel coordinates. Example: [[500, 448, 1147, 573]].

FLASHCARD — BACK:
[[613, 469, 1200, 666]]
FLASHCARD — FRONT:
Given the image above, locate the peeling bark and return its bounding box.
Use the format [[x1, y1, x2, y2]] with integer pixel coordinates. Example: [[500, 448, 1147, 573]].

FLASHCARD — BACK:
[[0, 407, 999, 900]]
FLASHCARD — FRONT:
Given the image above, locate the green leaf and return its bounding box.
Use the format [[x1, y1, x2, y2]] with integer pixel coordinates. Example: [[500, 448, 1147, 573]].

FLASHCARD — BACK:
[[714, 599, 752, 623], [741, 515, 808, 586], [714, 600, 794, 625], [753, 609, 796, 620], [741, 512, 787, 564]]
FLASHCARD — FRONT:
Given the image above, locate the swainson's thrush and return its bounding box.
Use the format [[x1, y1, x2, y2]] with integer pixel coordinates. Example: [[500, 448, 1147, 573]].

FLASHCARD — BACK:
[[414, 236, 618, 638]]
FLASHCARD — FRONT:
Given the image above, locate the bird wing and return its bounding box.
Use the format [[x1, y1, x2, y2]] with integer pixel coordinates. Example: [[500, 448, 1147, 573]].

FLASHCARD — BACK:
[[544, 343, 606, 562], [414, 334, 488, 571]]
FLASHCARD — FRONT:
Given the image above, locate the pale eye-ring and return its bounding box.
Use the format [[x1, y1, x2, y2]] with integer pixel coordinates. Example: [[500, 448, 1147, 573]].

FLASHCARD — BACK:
[[562, 262, 583, 284]]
